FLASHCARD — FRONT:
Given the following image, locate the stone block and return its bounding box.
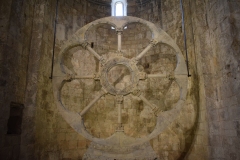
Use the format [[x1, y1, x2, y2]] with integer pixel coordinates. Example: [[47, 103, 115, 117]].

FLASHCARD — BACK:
[[210, 146, 225, 159], [57, 133, 66, 141], [228, 105, 240, 120], [0, 147, 12, 160], [218, 107, 229, 121], [222, 135, 234, 146], [209, 121, 221, 135], [222, 96, 238, 108], [208, 109, 219, 121], [77, 140, 87, 149], [68, 140, 78, 149], [223, 129, 237, 137], [7, 135, 21, 145], [11, 145, 20, 159], [199, 110, 207, 122], [219, 84, 234, 99], [48, 151, 60, 160], [66, 132, 78, 141], [59, 120, 69, 129], [56, 24, 66, 41], [62, 150, 78, 159], [59, 140, 69, 150], [209, 135, 223, 146], [222, 121, 235, 130], [194, 135, 204, 145]]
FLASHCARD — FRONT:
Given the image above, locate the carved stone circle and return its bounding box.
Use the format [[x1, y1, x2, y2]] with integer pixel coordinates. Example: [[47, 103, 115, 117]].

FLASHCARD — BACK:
[[52, 16, 188, 160], [100, 55, 139, 95]]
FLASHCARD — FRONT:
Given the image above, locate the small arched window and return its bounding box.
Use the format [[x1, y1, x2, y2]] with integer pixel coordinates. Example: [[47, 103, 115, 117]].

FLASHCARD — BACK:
[[115, 2, 123, 16], [111, 0, 127, 16]]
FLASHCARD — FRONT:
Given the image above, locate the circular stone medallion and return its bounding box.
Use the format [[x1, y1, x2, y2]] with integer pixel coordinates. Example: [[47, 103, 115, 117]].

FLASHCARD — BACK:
[[100, 56, 139, 95]]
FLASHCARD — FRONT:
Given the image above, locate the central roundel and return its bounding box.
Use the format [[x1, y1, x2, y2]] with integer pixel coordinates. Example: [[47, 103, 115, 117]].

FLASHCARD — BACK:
[[100, 56, 139, 95]]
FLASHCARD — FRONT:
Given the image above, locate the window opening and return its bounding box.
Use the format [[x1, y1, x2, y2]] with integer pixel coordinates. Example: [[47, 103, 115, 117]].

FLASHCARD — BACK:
[[115, 2, 123, 16], [111, 0, 127, 16], [111, 0, 127, 29]]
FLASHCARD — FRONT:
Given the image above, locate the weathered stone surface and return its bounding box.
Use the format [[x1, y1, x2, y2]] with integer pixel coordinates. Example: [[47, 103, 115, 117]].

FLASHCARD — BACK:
[[53, 16, 189, 160], [1, 0, 240, 160]]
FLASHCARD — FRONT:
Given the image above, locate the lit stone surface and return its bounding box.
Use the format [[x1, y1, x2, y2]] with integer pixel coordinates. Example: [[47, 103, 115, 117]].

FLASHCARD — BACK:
[[0, 0, 239, 160], [53, 16, 188, 159]]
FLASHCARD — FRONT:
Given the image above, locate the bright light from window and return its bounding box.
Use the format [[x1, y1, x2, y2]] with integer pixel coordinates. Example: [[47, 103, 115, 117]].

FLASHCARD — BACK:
[[115, 2, 123, 16], [111, 0, 127, 17]]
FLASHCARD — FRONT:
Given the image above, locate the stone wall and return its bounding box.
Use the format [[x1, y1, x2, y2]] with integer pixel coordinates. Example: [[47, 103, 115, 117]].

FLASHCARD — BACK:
[[188, 0, 240, 159], [33, 0, 112, 159], [0, 0, 198, 159], [169, 0, 240, 159], [50, 0, 198, 159], [180, 0, 209, 159], [0, 0, 34, 159], [147, 1, 199, 159], [1, 0, 239, 159]]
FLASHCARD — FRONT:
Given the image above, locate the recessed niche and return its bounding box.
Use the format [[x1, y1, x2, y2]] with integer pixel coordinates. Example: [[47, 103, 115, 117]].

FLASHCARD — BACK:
[[7, 102, 24, 135]]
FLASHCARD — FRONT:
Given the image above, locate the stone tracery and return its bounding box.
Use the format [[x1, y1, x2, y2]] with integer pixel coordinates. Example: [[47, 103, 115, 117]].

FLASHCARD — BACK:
[[53, 16, 188, 159]]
